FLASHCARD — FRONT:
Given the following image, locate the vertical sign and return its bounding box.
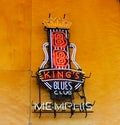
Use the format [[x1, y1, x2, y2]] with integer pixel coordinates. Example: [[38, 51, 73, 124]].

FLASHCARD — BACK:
[[50, 29, 70, 69]]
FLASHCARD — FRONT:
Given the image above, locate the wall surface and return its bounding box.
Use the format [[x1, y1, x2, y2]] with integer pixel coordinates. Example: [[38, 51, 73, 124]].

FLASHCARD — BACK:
[[0, 0, 120, 125]]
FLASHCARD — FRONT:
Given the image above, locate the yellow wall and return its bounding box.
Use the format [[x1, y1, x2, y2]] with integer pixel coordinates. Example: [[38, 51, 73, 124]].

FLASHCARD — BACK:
[[0, 0, 120, 125]]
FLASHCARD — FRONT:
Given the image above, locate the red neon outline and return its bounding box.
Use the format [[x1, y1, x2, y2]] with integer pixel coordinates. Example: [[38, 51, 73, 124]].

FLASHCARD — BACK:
[[53, 50, 69, 68], [52, 32, 68, 48], [51, 31, 69, 68]]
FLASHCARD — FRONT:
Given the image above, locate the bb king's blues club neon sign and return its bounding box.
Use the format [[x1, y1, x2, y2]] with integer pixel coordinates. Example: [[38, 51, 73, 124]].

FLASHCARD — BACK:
[[32, 15, 95, 117]]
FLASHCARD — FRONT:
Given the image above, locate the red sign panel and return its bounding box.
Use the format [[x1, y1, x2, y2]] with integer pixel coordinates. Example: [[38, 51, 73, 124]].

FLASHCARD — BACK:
[[50, 30, 70, 69]]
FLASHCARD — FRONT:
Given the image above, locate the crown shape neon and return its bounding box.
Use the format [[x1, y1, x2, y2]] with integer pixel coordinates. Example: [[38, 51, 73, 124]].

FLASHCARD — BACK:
[[42, 17, 72, 29]]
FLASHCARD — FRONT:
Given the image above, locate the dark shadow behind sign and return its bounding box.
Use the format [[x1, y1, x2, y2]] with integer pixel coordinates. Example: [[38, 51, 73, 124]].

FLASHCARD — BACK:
[[32, 15, 95, 118]]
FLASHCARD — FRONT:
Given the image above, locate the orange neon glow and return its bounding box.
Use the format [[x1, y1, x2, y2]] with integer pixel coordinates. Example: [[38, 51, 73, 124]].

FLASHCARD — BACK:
[[52, 32, 67, 48], [42, 70, 81, 80], [53, 50, 69, 68], [51, 31, 69, 68]]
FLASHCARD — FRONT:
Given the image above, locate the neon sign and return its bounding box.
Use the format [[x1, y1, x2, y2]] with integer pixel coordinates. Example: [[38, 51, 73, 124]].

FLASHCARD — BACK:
[[32, 15, 94, 117], [52, 32, 69, 68]]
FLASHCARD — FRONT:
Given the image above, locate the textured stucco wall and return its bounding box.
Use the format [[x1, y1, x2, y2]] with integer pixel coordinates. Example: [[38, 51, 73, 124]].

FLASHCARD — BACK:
[[0, 0, 120, 125]]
